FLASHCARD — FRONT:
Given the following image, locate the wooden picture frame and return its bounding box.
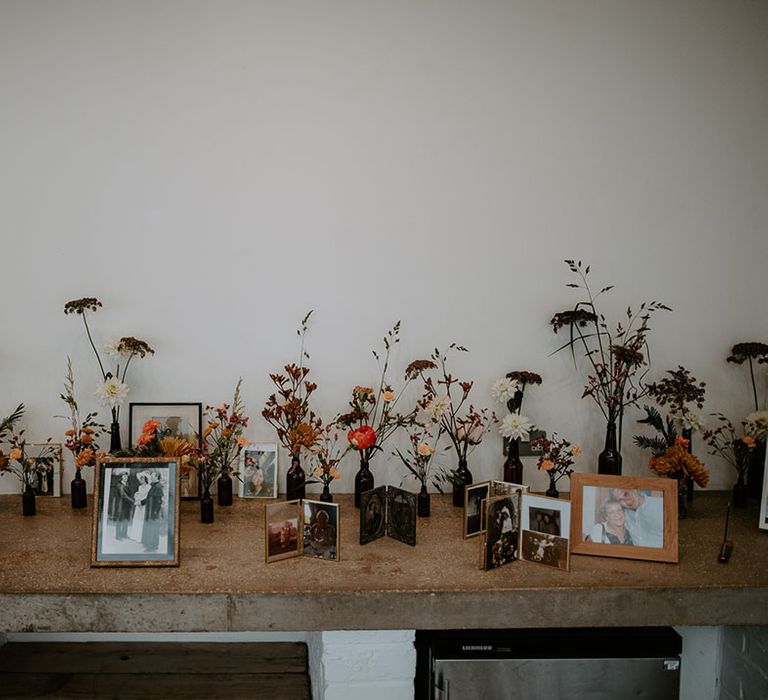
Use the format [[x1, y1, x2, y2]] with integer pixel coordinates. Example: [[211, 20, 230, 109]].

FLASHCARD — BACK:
[[480, 490, 523, 571], [265, 501, 302, 563], [239, 443, 278, 499], [91, 457, 180, 568], [465, 480, 527, 539], [759, 447, 768, 532], [129, 403, 202, 500], [25, 442, 63, 497], [302, 499, 340, 562], [569, 473, 678, 563], [520, 493, 570, 571]]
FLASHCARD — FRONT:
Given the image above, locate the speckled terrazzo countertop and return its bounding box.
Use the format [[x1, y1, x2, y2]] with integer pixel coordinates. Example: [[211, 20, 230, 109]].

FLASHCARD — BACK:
[[1, 492, 766, 632]]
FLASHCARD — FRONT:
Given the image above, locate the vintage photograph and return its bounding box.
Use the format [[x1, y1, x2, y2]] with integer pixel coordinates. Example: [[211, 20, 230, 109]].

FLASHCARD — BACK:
[[491, 480, 529, 496], [482, 492, 522, 571], [303, 500, 339, 561], [521, 530, 569, 571], [265, 501, 302, 563], [570, 473, 678, 563], [521, 494, 570, 539], [25, 442, 63, 497], [386, 486, 417, 547], [360, 486, 387, 545], [239, 443, 278, 499], [464, 481, 490, 538], [91, 458, 179, 567]]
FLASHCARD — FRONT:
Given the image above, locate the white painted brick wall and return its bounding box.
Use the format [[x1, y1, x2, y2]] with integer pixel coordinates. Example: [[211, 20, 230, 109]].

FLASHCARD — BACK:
[[313, 630, 416, 700], [719, 627, 768, 700]]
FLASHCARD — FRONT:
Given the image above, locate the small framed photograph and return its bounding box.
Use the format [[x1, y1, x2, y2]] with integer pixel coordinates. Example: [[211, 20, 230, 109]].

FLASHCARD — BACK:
[[481, 491, 522, 571], [25, 442, 63, 497], [361, 486, 387, 545], [91, 457, 180, 567], [464, 481, 490, 538], [239, 443, 278, 499], [759, 448, 768, 531], [303, 500, 340, 561], [520, 494, 570, 571], [570, 473, 678, 563], [128, 403, 202, 500], [265, 501, 302, 563]]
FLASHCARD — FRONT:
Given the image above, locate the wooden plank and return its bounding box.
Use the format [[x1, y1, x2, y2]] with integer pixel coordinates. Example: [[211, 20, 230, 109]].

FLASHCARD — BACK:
[[0, 643, 307, 675], [0, 673, 311, 699]]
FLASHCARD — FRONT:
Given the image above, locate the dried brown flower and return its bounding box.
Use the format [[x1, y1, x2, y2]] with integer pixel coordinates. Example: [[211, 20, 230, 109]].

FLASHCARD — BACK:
[[117, 337, 155, 357], [611, 344, 644, 367], [649, 441, 709, 488], [647, 366, 706, 415], [506, 371, 543, 386], [64, 297, 102, 315], [405, 359, 437, 379], [550, 308, 598, 332], [727, 342, 768, 364]]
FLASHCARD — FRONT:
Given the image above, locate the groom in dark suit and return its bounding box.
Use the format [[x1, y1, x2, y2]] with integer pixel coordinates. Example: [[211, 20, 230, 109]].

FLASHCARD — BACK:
[[141, 471, 164, 552], [114, 473, 134, 540]]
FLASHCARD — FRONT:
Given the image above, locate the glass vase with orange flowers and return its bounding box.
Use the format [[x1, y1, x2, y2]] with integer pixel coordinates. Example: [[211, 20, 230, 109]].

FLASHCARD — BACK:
[[550, 260, 670, 475], [190, 379, 249, 522], [649, 436, 709, 518], [58, 359, 104, 509], [531, 434, 581, 499], [338, 322, 432, 508], [310, 423, 350, 503], [263, 313, 323, 502], [413, 345, 496, 508], [704, 415, 756, 508]]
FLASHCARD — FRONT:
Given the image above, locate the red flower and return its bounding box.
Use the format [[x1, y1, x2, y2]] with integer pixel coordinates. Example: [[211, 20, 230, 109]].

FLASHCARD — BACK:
[[348, 425, 376, 450]]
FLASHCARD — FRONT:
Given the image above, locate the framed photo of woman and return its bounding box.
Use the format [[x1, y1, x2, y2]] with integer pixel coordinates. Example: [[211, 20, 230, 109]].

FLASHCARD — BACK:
[[239, 443, 278, 499], [91, 457, 180, 567], [569, 473, 678, 563]]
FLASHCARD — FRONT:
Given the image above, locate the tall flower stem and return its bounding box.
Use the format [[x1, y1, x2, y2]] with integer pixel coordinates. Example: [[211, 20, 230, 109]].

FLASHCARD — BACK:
[[749, 357, 759, 411], [81, 314, 106, 380]]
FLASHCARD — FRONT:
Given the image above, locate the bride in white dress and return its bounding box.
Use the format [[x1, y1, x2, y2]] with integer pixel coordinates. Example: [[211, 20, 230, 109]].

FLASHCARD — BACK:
[[128, 472, 151, 541]]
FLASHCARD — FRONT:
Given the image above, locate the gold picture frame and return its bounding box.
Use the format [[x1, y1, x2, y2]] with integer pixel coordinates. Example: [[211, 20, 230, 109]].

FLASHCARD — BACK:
[[91, 457, 181, 568], [569, 473, 678, 563]]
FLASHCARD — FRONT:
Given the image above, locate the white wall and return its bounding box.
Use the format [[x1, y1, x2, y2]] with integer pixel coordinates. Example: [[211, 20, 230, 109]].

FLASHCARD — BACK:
[[1, 0, 767, 494]]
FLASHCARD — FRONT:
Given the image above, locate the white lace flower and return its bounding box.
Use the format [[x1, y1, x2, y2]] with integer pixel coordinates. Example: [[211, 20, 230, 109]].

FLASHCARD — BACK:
[[96, 377, 129, 408], [499, 413, 533, 441], [103, 338, 124, 359], [745, 411, 768, 441], [490, 377, 519, 404], [425, 396, 451, 423], [682, 410, 704, 432]]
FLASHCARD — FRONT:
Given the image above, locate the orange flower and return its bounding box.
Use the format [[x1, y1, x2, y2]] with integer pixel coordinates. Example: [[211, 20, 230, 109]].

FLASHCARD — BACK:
[[221, 428, 233, 438], [675, 436, 690, 449], [539, 459, 554, 471], [353, 385, 374, 398], [314, 467, 324, 477], [207, 421, 220, 430], [76, 448, 95, 467], [142, 419, 161, 434], [81, 427, 94, 434], [417, 443, 433, 457], [572, 444, 582, 458], [203, 427, 213, 439], [9, 448, 22, 461], [330, 468, 341, 480], [348, 425, 376, 450], [742, 436, 756, 448], [382, 388, 396, 402], [65, 429, 76, 437], [136, 433, 152, 446], [81, 434, 94, 445], [237, 437, 248, 448]]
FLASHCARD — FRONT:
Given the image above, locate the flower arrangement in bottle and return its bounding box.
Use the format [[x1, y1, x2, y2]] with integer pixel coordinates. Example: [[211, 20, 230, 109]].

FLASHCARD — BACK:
[[64, 297, 154, 452], [338, 322, 431, 507], [1, 431, 59, 515], [262, 312, 322, 501], [190, 379, 249, 521], [0, 403, 25, 469], [550, 260, 670, 474], [649, 436, 709, 516], [394, 430, 446, 517], [413, 345, 496, 507], [531, 434, 581, 498], [491, 371, 542, 483], [310, 423, 350, 503], [703, 415, 755, 507]]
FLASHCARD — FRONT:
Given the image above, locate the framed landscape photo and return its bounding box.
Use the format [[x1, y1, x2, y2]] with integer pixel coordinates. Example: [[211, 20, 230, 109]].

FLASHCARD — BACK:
[[570, 473, 678, 563], [239, 443, 278, 499], [303, 499, 340, 561], [25, 442, 63, 497], [129, 403, 202, 499], [520, 494, 570, 571], [91, 457, 180, 568]]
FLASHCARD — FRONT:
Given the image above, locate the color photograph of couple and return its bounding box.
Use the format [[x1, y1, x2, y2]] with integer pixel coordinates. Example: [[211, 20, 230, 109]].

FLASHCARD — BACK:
[[582, 486, 664, 549]]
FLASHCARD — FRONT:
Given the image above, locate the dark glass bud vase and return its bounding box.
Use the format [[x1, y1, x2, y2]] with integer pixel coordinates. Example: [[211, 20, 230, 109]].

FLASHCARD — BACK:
[[733, 474, 748, 509], [452, 458, 472, 507], [109, 420, 122, 453], [22, 484, 36, 516], [748, 440, 766, 499], [598, 421, 622, 475], [354, 459, 373, 508], [217, 471, 233, 506], [682, 428, 695, 502], [503, 438, 523, 484], [200, 488, 214, 524], [71, 468, 87, 509], [320, 483, 333, 503], [286, 455, 306, 502], [418, 484, 431, 517], [545, 476, 559, 498]]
